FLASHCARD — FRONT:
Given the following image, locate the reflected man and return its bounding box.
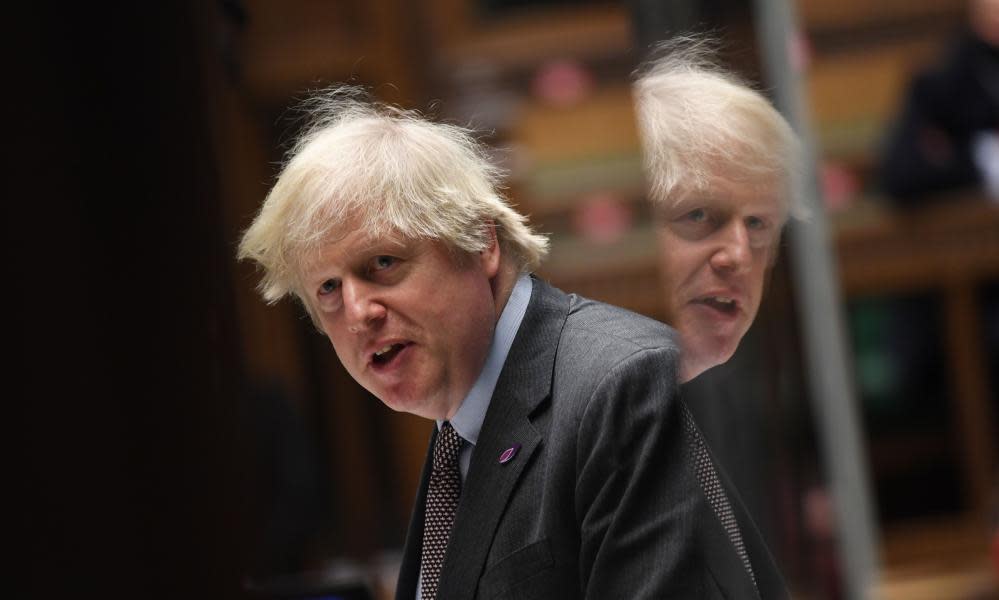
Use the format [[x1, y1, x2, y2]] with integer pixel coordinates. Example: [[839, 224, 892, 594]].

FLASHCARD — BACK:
[[634, 43, 808, 599], [634, 43, 807, 384]]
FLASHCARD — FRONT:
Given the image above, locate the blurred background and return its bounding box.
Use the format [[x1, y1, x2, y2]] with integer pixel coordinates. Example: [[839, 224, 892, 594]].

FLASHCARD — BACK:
[[13, 0, 998, 598]]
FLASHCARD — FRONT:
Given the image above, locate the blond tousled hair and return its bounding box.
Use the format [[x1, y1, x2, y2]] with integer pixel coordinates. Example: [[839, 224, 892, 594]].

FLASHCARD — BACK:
[[633, 38, 807, 221], [238, 87, 549, 305]]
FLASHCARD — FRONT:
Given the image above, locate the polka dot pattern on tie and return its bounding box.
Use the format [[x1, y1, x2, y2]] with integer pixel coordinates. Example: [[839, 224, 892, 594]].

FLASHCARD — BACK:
[[681, 405, 757, 588], [419, 421, 463, 600]]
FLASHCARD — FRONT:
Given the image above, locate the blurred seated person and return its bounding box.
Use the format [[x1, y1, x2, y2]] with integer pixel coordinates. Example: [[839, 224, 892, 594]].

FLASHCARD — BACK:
[[880, 0, 999, 203]]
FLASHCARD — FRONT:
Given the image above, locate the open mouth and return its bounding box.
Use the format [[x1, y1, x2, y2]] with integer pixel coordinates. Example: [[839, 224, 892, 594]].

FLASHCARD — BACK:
[[696, 296, 739, 315], [372, 343, 408, 366]]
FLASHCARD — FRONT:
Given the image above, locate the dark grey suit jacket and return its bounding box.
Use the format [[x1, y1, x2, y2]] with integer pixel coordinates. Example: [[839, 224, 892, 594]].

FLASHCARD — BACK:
[[396, 279, 787, 599]]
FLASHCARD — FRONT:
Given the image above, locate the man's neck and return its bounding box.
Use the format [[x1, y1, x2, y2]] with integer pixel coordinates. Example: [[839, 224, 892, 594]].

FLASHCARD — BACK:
[[490, 260, 520, 318], [441, 272, 532, 430]]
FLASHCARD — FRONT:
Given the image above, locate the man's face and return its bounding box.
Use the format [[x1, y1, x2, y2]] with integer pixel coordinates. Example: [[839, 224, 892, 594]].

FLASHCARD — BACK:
[[302, 226, 501, 420], [655, 175, 784, 382]]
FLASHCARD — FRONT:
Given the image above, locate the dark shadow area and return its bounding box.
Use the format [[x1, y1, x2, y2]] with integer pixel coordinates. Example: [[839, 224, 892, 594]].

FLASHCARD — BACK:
[[13, 3, 258, 597]]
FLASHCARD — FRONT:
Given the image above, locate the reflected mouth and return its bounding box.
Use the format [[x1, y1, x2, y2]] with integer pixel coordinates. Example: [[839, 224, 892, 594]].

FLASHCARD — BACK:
[[694, 296, 739, 315]]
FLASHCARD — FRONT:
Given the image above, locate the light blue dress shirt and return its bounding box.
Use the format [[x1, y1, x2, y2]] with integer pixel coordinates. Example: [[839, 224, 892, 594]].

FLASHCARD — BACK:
[[438, 273, 532, 480], [416, 273, 532, 599]]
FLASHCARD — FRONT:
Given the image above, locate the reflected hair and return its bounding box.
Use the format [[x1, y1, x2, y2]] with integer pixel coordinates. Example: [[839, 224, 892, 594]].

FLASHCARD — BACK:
[[633, 37, 807, 221], [238, 86, 549, 304]]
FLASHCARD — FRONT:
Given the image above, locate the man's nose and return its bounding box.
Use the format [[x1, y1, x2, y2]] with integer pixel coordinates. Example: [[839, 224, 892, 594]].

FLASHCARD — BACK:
[[710, 221, 751, 274], [342, 279, 387, 333]]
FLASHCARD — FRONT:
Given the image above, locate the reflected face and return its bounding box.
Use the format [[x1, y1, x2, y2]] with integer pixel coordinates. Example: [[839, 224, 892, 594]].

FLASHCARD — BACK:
[[656, 176, 785, 382], [302, 227, 500, 420]]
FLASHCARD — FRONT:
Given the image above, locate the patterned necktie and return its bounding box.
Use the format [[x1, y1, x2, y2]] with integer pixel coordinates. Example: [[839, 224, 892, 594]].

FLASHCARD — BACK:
[[419, 421, 463, 600], [681, 404, 758, 589]]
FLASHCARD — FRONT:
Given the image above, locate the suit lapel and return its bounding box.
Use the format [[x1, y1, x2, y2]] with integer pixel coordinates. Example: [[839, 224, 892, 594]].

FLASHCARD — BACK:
[[437, 278, 570, 599]]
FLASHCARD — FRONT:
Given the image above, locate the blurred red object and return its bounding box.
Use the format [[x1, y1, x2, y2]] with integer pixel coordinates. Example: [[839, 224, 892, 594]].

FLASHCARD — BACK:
[[571, 192, 633, 245], [531, 59, 594, 108], [820, 161, 861, 212]]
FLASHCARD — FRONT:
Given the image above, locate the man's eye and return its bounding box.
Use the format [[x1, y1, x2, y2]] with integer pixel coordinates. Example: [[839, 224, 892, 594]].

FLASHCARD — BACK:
[[683, 208, 707, 223], [318, 279, 340, 296], [373, 255, 396, 270], [746, 216, 768, 230]]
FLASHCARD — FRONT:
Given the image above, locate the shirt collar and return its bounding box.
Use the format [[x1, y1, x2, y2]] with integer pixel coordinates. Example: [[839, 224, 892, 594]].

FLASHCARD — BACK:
[[438, 273, 532, 445]]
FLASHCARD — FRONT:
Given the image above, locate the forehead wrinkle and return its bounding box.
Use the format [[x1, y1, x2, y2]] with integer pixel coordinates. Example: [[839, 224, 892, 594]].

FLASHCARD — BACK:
[[702, 175, 782, 206], [304, 229, 416, 279]]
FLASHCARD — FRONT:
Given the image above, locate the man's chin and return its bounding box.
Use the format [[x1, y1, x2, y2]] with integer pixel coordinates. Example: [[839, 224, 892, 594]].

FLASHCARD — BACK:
[[678, 334, 741, 381], [376, 387, 449, 420], [381, 397, 428, 418]]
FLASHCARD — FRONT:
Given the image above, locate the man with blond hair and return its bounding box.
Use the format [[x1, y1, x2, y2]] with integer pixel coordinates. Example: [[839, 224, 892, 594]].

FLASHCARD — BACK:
[[239, 87, 765, 598], [634, 41, 806, 385], [633, 41, 804, 598]]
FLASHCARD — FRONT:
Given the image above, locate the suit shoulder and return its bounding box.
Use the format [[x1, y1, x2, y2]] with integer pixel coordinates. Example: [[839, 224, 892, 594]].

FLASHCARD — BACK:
[[548, 294, 680, 395], [549, 293, 682, 443]]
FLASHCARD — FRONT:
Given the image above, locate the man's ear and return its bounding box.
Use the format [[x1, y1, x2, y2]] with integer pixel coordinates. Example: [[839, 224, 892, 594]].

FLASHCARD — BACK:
[[479, 219, 501, 278]]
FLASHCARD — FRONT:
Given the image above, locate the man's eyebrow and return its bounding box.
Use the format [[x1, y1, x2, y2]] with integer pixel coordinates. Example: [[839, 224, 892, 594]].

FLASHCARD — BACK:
[[356, 234, 409, 253], [667, 196, 713, 211], [307, 270, 339, 288]]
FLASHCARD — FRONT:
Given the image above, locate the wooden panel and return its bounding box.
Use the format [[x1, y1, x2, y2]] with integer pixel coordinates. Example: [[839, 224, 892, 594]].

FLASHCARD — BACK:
[[796, 0, 965, 30], [945, 282, 997, 518], [835, 196, 999, 530], [537, 223, 662, 319], [807, 41, 938, 125], [204, 11, 314, 402], [239, 0, 423, 103], [510, 85, 639, 163], [805, 39, 946, 161], [427, 0, 630, 69], [880, 514, 993, 569], [833, 196, 999, 296], [240, 0, 367, 99]]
